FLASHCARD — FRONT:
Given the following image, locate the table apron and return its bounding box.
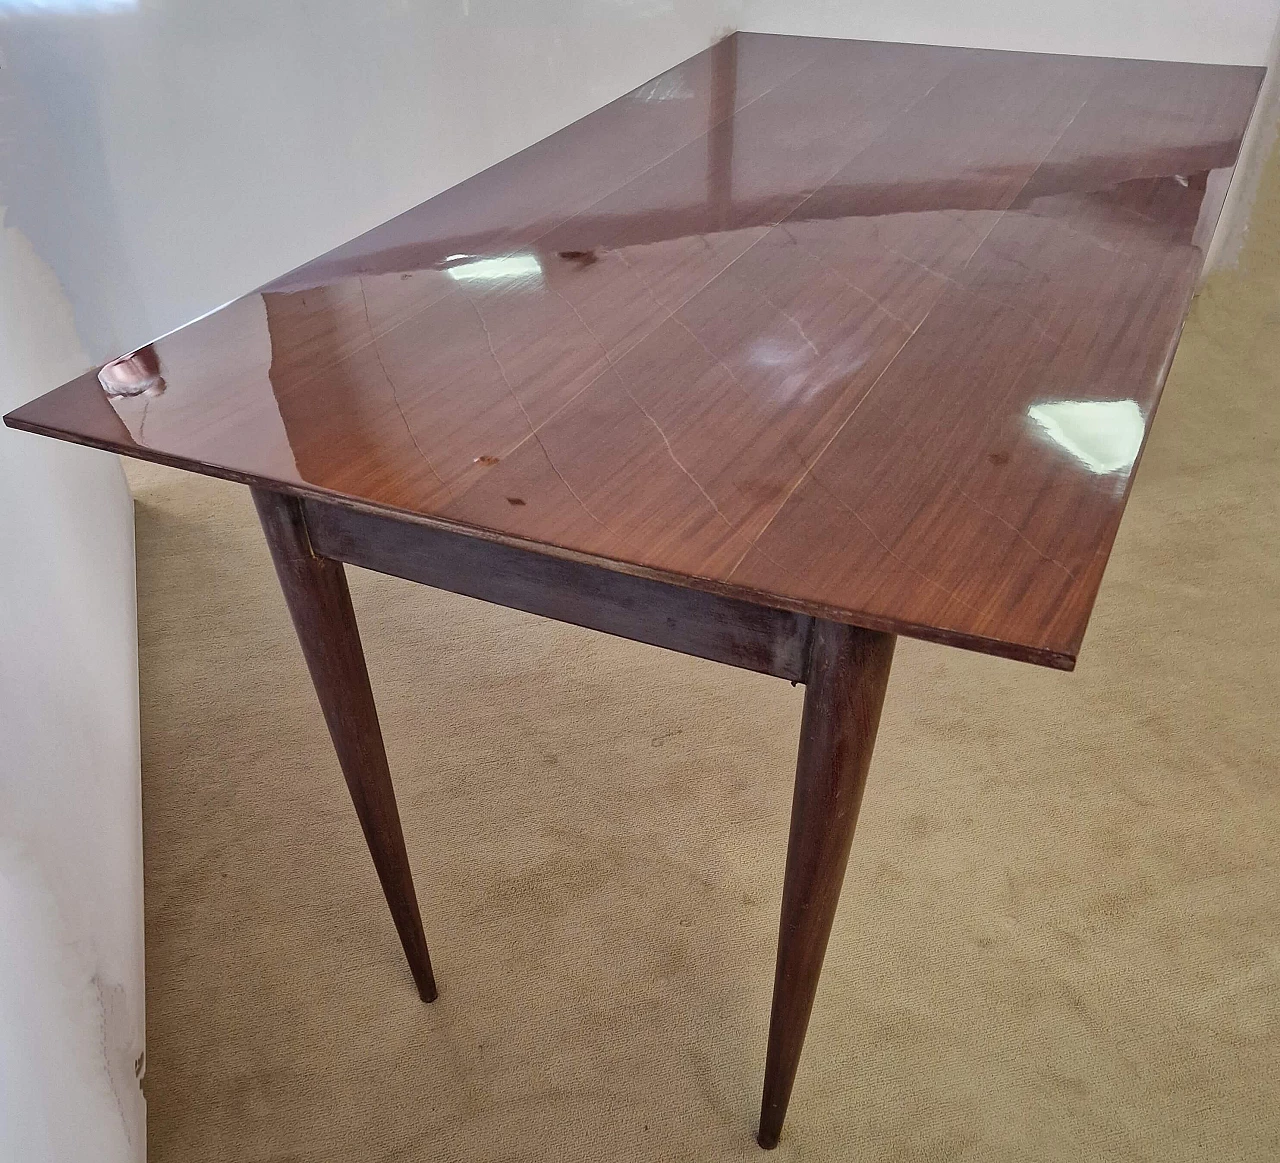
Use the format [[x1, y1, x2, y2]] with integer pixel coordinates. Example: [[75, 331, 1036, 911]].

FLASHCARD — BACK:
[[301, 497, 812, 682]]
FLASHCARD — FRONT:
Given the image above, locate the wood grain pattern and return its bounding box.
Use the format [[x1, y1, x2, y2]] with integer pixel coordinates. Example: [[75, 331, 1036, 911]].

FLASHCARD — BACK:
[[5, 35, 1262, 668], [253, 488, 438, 1003]]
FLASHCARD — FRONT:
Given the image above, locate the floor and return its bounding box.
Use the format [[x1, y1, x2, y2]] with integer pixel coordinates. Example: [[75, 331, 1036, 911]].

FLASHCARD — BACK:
[[131, 151, 1280, 1162]]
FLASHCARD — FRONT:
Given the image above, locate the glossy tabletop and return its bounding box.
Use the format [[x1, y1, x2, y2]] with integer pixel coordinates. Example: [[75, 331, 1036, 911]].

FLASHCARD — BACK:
[[6, 34, 1262, 668]]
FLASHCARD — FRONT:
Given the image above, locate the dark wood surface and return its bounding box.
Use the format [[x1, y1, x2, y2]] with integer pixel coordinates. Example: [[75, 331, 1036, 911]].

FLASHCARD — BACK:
[[5, 35, 1262, 669], [253, 488, 438, 1003], [758, 621, 895, 1148], [305, 496, 811, 680]]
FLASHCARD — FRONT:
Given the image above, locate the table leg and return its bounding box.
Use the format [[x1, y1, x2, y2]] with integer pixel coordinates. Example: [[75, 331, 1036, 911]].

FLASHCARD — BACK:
[[758, 620, 895, 1148], [252, 488, 438, 1003]]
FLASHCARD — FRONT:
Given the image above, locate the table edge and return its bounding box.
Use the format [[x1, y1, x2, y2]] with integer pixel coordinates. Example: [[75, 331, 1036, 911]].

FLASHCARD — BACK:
[[4, 408, 1079, 671]]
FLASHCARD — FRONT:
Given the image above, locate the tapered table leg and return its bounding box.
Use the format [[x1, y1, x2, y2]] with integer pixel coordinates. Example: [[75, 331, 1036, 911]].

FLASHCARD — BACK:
[[758, 620, 895, 1148], [252, 488, 437, 1003]]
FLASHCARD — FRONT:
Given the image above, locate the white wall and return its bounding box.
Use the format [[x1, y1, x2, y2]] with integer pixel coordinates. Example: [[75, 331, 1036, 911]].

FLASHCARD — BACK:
[[1205, 12, 1280, 269], [1, 0, 747, 366], [0, 2, 743, 1160], [0, 231, 143, 1162], [743, 0, 1280, 65]]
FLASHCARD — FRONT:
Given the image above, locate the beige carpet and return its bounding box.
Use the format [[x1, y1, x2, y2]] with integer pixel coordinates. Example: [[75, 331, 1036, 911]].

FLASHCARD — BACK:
[[131, 155, 1280, 1161]]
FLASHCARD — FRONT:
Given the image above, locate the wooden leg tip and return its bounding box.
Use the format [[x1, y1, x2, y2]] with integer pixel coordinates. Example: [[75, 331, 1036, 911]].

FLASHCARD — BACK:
[[411, 961, 438, 1003], [756, 1126, 780, 1150]]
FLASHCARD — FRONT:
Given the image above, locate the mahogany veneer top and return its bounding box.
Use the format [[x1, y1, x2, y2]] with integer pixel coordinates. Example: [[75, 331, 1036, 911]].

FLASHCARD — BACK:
[[6, 34, 1262, 668]]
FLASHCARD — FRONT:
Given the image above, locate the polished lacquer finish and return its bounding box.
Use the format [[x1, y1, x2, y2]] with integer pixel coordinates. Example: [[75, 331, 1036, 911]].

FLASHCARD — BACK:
[[5, 34, 1261, 667]]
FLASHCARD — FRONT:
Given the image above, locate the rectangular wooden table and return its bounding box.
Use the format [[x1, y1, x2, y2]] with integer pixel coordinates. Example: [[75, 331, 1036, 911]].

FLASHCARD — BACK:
[[6, 33, 1261, 1148]]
